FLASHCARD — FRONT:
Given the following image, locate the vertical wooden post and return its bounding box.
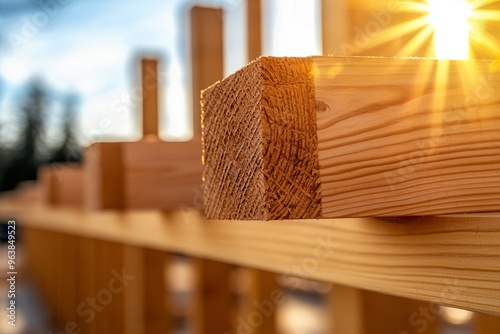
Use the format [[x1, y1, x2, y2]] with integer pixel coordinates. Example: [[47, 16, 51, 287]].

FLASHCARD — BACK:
[[123, 245, 145, 334], [93, 240, 126, 333], [237, 269, 278, 334], [144, 248, 171, 333], [476, 312, 500, 333], [105, 241, 126, 334], [192, 259, 234, 334], [78, 236, 98, 334], [190, 6, 224, 139], [327, 285, 365, 334], [56, 233, 79, 329], [247, 0, 262, 61], [321, 0, 350, 55], [140, 59, 159, 140], [84, 142, 125, 210]]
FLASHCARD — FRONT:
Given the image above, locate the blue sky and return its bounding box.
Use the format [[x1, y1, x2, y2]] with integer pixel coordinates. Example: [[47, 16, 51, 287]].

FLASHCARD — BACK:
[[0, 0, 320, 145]]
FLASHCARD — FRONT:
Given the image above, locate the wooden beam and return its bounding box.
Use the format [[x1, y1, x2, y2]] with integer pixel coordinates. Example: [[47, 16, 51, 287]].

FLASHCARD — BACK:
[[236, 269, 278, 334], [78, 236, 98, 334], [201, 56, 500, 219], [39, 164, 84, 208], [140, 58, 159, 139], [191, 6, 224, 139], [321, 0, 350, 56], [477, 311, 500, 333], [84, 142, 124, 210], [84, 140, 202, 210], [247, 0, 262, 61], [96, 240, 126, 333], [192, 259, 234, 334], [143, 248, 171, 333], [6, 202, 500, 316], [56, 233, 79, 330], [328, 286, 440, 334], [328, 285, 364, 334], [123, 245, 145, 334]]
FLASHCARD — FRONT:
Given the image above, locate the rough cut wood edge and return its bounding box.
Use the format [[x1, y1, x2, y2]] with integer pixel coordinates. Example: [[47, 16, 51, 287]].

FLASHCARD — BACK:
[[202, 57, 321, 220]]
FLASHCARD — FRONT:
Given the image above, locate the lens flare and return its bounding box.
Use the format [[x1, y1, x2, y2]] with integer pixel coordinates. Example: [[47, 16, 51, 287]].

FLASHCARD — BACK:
[[427, 0, 471, 59]]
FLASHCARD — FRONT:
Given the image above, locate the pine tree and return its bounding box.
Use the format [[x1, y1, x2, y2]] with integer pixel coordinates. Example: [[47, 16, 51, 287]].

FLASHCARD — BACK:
[[0, 79, 47, 191], [49, 93, 82, 163]]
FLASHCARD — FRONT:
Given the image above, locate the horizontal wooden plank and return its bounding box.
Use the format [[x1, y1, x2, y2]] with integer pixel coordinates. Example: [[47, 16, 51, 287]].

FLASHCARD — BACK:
[[201, 56, 500, 219], [3, 200, 500, 316]]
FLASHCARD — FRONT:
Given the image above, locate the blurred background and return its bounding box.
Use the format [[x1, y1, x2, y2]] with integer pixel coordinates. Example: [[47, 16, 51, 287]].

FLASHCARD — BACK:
[[0, 0, 499, 191], [0, 0, 499, 333]]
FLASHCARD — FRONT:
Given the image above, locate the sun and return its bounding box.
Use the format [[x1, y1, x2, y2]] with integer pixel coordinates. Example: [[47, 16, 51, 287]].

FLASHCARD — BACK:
[[427, 0, 471, 59]]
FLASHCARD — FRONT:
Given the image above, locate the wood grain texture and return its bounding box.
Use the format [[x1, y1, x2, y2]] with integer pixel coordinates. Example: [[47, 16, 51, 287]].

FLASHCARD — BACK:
[[191, 6, 224, 140], [6, 202, 500, 316], [202, 57, 321, 220], [84, 141, 202, 210], [202, 56, 500, 219], [141, 58, 159, 139], [313, 57, 500, 217]]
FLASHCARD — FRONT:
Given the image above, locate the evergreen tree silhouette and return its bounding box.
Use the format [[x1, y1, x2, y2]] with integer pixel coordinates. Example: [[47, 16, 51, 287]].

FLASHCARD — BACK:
[[0, 79, 48, 191], [49, 93, 82, 164]]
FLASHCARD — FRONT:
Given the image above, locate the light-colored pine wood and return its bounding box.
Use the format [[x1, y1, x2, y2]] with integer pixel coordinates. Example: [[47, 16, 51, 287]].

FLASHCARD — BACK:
[[321, 0, 350, 56], [143, 248, 171, 333], [123, 245, 145, 334], [84, 142, 124, 209], [191, 6, 224, 140], [5, 201, 500, 316], [364, 290, 439, 334], [97, 240, 126, 333], [327, 286, 440, 334], [140, 58, 159, 139], [477, 311, 500, 333], [247, 0, 262, 61], [236, 269, 278, 334], [84, 140, 202, 210], [328, 285, 364, 334], [313, 57, 500, 217], [78, 236, 98, 334], [202, 56, 500, 219], [39, 164, 84, 208], [56, 233, 79, 329], [192, 258, 234, 334]]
